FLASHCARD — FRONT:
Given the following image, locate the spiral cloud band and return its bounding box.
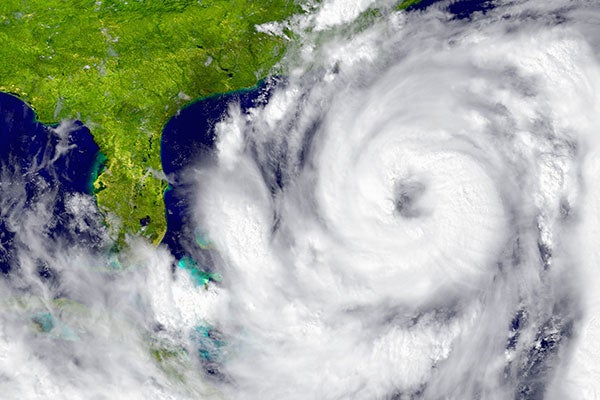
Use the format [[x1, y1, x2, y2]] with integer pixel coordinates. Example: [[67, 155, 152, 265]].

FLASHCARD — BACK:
[[194, 0, 600, 398], [2, 0, 600, 399]]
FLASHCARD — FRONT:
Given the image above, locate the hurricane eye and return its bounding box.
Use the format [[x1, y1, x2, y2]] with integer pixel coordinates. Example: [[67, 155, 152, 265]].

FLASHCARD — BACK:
[[393, 179, 426, 218]]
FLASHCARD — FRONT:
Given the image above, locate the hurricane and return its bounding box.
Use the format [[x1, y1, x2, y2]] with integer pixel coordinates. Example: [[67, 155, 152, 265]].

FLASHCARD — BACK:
[[2, 0, 600, 399]]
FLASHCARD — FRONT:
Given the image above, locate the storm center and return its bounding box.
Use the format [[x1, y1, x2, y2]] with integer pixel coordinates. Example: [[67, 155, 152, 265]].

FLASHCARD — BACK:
[[393, 179, 427, 218]]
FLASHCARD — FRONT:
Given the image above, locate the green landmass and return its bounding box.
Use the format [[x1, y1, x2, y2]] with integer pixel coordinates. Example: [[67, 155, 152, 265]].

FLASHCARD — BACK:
[[0, 0, 300, 244], [398, 0, 423, 9]]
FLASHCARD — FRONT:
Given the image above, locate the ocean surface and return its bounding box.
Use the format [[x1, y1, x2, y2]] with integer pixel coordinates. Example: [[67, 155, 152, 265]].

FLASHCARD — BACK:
[[0, 93, 102, 274]]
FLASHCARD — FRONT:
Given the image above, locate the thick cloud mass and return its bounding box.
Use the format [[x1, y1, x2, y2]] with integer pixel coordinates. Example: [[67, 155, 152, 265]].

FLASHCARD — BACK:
[[3, 0, 600, 399], [196, 0, 600, 398]]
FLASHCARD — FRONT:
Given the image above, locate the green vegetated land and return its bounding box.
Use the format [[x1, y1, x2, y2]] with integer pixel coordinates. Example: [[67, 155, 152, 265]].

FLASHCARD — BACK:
[[398, 0, 423, 9], [0, 0, 301, 244]]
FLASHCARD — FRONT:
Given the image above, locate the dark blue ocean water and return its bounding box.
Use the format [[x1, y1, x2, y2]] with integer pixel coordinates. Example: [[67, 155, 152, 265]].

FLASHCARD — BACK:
[[0, 93, 102, 273], [407, 0, 495, 18]]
